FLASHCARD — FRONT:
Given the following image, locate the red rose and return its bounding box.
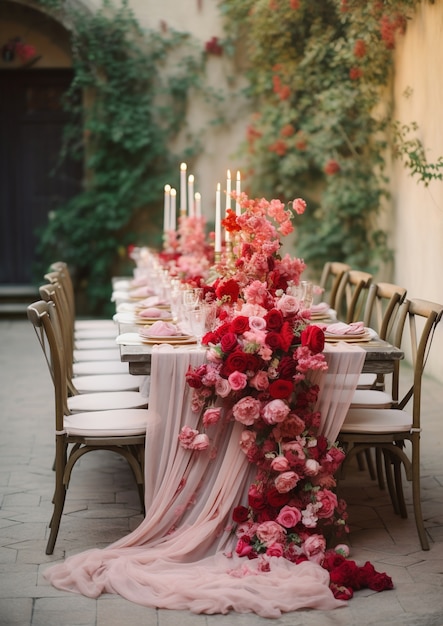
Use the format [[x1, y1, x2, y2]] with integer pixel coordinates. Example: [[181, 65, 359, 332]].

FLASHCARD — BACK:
[[329, 583, 353, 600], [232, 505, 249, 523], [220, 332, 238, 353], [367, 572, 394, 592], [301, 325, 325, 353], [280, 321, 296, 351], [185, 365, 203, 388], [266, 487, 291, 508], [264, 309, 284, 331], [215, 279, 240, 303], [265, 331, 282, 350], [329, 561, 360, 587], [230, 315, 250, 334], [248, 484, 267, 510], [223, 350, 250, 374], [277, 355, 297, 379], [269, 379, 293, 399]]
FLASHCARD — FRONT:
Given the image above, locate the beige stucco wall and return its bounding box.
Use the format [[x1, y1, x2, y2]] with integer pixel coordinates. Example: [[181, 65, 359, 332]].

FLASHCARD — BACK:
[[392, 1, 443, 378], [83, 0, 249, 222]]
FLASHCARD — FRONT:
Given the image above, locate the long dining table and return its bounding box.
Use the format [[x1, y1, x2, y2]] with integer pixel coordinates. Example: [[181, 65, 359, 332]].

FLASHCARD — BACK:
[[45, 292, 405, 616]]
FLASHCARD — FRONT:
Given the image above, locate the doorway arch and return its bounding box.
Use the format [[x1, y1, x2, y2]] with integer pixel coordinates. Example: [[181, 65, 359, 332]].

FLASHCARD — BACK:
[[0, 0, 81, 287]]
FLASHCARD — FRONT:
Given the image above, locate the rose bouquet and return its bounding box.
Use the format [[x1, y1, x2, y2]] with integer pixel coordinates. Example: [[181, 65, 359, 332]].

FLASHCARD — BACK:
[[178, 192, 393, 599]]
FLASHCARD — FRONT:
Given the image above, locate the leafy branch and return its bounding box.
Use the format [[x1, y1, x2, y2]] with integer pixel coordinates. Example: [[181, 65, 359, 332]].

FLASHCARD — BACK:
[[392, 121, 443, 186]]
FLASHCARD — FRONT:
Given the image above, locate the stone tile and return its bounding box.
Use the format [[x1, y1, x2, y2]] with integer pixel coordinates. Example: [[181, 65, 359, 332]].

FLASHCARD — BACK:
[[0, 598, 33, 626]]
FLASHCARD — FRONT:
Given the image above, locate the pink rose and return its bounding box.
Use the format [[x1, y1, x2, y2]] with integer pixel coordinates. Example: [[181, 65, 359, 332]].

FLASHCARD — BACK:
[[228, 371, 248, 391], [266, 542, 284, 557], [262, 399, 290, 424], [232, 396, 261, 425], [215, 377, 231, 398], [275, 505, 302, 528], [270, 456, 290, 472], [316, 489, 338, 519], [249, 316, 267, 331], [239, 429, 257, 452], [178, 426, 198, 449], [274, 471, 300, 493], [256, 520, 286, 546], [235, 537, 253, 557], [303, 534, 326, 565], [276, 294, 300, 315], [191, 433, 210, 450], [249, 370, 269, 391], [304, 458, 320, 476], [202, 407, 221, 427]]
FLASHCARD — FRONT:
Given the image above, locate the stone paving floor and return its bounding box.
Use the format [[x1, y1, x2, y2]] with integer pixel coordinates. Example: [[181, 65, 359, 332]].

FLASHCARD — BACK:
[[1, 318, 443, 626]]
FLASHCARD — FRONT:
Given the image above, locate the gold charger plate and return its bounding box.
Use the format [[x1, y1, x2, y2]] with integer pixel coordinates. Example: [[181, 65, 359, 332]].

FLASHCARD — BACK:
[[324, 331, 372, 343], [140, 336, 197, 345], [135, 317, 173, 325]]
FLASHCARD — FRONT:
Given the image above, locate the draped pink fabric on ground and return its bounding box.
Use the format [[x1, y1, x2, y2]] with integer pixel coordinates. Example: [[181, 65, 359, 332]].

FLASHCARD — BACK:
[[44, 343, 365, 618]]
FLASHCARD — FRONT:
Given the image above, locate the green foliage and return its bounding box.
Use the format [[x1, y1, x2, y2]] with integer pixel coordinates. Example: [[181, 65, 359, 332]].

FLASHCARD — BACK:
[[392, 121, 443, 186], [219, 0, 422, 277], [36, 0, 206, 312]]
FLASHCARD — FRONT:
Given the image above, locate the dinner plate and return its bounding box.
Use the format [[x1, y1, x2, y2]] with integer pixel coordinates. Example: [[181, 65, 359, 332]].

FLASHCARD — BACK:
[[135, 317, 173, 325], [324, 330, 373, 343], [140, 336, 197, 345]]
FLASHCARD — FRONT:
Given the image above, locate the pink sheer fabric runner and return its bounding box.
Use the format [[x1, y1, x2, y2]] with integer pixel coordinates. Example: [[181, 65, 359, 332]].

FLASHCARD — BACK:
[[44, 343, 365, 618]]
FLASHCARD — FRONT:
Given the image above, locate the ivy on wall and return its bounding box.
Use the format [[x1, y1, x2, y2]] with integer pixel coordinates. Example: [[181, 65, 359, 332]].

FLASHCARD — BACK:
[[219, 0, 424, 277], [36, 0, 208, 312]]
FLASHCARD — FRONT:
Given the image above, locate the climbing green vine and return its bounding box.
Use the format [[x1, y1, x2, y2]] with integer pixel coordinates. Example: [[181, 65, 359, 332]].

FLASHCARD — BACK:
[[36, 0, 208, 313], [219, 0, 425, 277]]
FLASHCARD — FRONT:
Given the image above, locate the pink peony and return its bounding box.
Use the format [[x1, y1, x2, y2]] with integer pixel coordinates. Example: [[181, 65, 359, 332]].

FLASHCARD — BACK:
[[303, 534, 326, 564], [271, 455, 290, 472], [233, 396, 261, 425], [274, 471, 300, 493], [202, 407, 222, 427], [256, 520, 286, 546], [239, 429, 257, 452], [262, 399, 291, 424], [178, 426, 199, 449]]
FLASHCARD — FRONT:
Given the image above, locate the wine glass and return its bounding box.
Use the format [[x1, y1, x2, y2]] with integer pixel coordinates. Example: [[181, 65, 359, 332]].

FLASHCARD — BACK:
[[188, 306, 207, 348]]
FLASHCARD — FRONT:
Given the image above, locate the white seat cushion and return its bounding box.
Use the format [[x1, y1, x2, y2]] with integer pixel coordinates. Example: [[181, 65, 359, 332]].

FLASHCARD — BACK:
[[64, 408, 148, 436], [74, 338, 118, 350], [341, 408, 412, 433], [73, 348, 121, 362], [350, 389, 393, 409], [68, 391, 148, 412], [356, 372, 377, 388], [73, 374, 143, 393], [73, 360, 130, 375], [75, 328, 118, 340], [74, 319, 116, 330]]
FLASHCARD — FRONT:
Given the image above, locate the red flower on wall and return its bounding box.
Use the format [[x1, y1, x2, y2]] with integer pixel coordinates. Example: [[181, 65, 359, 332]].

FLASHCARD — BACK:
[[205, 36, 223, 56], [324, 159, 341, 175]]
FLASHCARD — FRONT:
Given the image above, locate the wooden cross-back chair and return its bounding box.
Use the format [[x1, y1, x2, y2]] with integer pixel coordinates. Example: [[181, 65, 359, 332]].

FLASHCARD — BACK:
[[334, 269, 373, 324], [27, 300, 148, 554], [318, 261, 351, 311], [339, 298, 443, 550]]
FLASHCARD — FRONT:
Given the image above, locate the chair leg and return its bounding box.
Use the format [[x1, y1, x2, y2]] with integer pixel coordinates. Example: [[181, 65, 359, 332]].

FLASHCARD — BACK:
[[410, 438, 430, 550], [383, 449, 400, 516], [364, 448, 377, 480], [46, 438, 68, 555], [375, 448, 386, 490]]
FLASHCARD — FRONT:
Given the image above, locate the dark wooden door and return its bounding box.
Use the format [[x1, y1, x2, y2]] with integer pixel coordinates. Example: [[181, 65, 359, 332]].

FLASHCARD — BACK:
[[0, 69, 82, 284]]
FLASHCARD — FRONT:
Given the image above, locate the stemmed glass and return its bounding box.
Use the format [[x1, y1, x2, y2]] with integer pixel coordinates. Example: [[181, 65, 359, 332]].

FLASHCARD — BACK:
[[188, 305, 207, 348]]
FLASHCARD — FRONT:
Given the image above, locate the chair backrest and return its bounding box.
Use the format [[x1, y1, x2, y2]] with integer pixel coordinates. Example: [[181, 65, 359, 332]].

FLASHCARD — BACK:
[[318, 261, 351, 310], [362, 282, 407, 341], [394, 298, 443, 428], [335, 269, 373, 323], [39, 282, 78, 396], [27, 300, 69, 429], [49, 261, 76, 321]]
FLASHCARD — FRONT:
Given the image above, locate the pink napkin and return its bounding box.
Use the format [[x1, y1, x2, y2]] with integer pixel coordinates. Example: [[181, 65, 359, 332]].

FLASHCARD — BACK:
[[324, 321, 365, 335], [139, 296, 167, 308], [130, 276, 153, 288], [140, 321, 180, 337], [138, 307, 168, 319], [311, 302, 329, 314], [130, 286, 156, 298]]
